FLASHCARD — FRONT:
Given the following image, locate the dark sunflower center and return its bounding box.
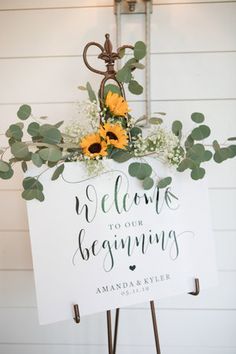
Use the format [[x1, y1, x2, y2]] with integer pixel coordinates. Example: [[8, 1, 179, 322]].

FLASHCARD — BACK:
[[88, 143, 102, 153], [107, 131, 118, 140]]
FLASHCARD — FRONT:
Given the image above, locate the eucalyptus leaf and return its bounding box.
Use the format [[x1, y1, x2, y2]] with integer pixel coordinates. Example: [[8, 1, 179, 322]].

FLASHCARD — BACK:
[[136, 163, 152, 180], [204, 150, 212, 161], [213, 147, 233, 163], [11, 142, 29, 159], [39, 147, 62, 162], [172, 121, 182, 137], [143, 177, 154, 190], [116, 66, 132, 83], [228, 145, 236, 157], [104, 84, 121, 97], [191, 125, 211, 140], [78, 86, 87, 91], [134, 41, 146, 60], [17, 104, 31, 120], [186, 144, 205, 164], [0, 166, 14, 180], [23, 177, 43, 191], [191, 167, 205, 180], [51, 164, 65, 181], [128, 162, 141, 177], [0, 160, 10, 173], [86, 82, 97, 103], [158, 177, 172, 189], [39, 124, 62, 144], [149, 117, 163, 125], [228, 137, 236, 141], [32, 153, 43, 167], [191, 112, 205, 123], [128, 80, 143, 95], [54, 121, 64, 129], [111, 149, 133, 162], [6, 124, 23, 141], [177, 158, 195, 172], [22, 188, 45, 202], [130, 127, 142, 138], [213, 140, 221, 151], [184, 135, 194, 150], [27, 122, 40, 137], [21, 161, 27, 172]]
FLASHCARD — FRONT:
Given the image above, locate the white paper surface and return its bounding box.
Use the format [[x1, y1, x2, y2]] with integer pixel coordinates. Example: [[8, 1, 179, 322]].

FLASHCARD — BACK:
[[25, 158, 218, 324]]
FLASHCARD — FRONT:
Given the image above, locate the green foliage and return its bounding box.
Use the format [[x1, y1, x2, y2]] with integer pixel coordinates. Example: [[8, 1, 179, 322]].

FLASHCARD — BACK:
[[158, 177, 172, 189], [17, 105, 31, 120], [134, 41, 147, 60], [116, 65, 132, 83], [86, 82, 97, 103], [27, 122, 40, 137], [32, 153, 43, 167], [191, 125, 211, 140], [191, 112, 205, 123], [130, 127, 142, 139], [184, 135, 194, 150], [191, 167, 205, 180], [104, 84, 121, 96], [128, 80, 143, 95], [39, 147, 62, 162], [213, 139, 235, 163], [22, 177, 45, 202], [111, 149, 133, 162], [128, 162, 152, 187], [51, 164, 65, 181], [6, 124, 23, 141], [143, 176, 154, 190], [0, 165, 14, 180], [21, 161, 27, 172], [172, 121, 182, 138], [0, 161, 10, 173], [39, 124, 62, 144], [149, 117, 163, 125], [11, 142, 29, 159]]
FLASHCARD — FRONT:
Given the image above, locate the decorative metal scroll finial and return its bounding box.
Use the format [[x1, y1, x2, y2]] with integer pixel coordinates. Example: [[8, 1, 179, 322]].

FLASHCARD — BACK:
[[83, 34, 134, 108]]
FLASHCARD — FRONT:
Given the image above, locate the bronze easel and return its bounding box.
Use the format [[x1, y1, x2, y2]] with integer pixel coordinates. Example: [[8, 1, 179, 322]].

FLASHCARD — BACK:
[[73, 34, 200, 354], [73, 279, 200, 354]]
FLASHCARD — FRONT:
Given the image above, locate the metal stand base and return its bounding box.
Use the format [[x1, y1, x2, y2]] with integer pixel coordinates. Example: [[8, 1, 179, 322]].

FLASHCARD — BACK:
[[74, 278, 200, 354]]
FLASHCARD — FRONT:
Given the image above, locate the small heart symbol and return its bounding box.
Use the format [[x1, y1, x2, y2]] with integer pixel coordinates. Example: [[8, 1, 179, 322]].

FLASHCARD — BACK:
[[129, 265, 136, 271]]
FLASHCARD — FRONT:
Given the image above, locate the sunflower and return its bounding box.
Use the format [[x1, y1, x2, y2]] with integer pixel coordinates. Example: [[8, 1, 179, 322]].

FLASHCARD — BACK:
[[100, 123, 128, 149], [80, 133, 107, 158], [105, 91, 130, 117]]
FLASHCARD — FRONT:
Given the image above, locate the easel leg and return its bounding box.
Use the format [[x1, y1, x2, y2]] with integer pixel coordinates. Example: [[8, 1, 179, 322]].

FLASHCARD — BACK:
[[150, 301, 161, 354], [113, 308, 120, 354], [107, 310, 113, 354]]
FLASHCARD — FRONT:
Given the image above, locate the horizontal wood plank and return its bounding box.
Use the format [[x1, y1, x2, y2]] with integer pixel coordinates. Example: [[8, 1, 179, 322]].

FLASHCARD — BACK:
[[0, 308, 235, 347], [0, 344, 235, 354], [0, 3, 235, 57], [0, 0, 234, 10], [0, 53, 235, 104]]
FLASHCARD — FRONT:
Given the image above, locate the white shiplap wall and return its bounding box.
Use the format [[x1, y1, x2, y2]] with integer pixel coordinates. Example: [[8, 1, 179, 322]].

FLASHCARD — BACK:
[[0, 1, 236, 353]]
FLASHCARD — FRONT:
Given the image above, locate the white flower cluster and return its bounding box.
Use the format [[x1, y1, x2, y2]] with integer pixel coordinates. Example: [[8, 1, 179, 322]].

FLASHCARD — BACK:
[[133, 126, 184, 166], [64, 100, 100, 145], [84, 159, 105, 176], [64, 120, 86, 145], [76, 100, 100, 130]]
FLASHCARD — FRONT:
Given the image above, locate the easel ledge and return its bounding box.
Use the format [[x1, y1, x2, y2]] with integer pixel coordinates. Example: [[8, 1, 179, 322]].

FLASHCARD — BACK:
[[73, 278, 200, 354]]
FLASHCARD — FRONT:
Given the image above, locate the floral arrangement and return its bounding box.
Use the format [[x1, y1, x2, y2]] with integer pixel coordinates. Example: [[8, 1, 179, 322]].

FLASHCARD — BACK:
[[0, 39, 235, 202]]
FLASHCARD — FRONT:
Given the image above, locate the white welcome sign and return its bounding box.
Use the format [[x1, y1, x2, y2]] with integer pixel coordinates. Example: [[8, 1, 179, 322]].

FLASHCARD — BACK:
[[26, 158, 218, 325]]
